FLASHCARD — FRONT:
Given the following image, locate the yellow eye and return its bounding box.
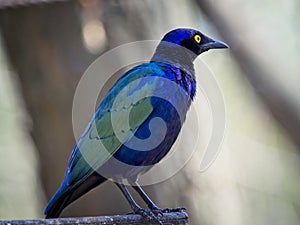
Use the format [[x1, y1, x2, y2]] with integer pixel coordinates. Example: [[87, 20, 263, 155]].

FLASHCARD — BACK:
[[194, 34, 201, 43]]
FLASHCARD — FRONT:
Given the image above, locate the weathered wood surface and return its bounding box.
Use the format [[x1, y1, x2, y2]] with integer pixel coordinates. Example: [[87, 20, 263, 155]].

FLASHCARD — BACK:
[[0, 0, 67, 9], [0, 212, 188, 225]]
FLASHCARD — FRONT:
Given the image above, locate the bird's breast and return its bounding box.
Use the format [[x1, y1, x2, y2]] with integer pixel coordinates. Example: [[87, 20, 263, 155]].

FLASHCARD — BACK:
[[111, 77, 194, 167]]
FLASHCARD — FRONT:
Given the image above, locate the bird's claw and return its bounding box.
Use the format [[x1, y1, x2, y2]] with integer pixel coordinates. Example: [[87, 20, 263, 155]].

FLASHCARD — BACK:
[[149, 207, 164, 217], [134, 207, 163, 225], [161, 207, 186, 213], [130, 206, 186, 224]]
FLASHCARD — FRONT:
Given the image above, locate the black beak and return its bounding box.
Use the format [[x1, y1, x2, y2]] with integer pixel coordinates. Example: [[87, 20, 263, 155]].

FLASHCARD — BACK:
[[208, 40, 229, 49], [201, 38, 229, 53]]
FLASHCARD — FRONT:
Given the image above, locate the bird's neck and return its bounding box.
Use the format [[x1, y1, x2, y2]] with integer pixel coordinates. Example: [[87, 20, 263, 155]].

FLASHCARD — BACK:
[[151, 42, 195, 77]]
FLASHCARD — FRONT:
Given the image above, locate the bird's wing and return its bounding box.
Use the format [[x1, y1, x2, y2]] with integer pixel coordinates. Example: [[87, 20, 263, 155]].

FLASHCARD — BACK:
[[65, 64, 165, 188]]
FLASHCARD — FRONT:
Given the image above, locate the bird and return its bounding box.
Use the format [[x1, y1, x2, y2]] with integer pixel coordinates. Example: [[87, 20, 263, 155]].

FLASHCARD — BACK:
[[44, 28, 228, 224]]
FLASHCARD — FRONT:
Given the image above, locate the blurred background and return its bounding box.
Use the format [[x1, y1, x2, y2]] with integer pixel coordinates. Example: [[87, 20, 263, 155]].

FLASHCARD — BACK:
[[0, 0, 300, 224]]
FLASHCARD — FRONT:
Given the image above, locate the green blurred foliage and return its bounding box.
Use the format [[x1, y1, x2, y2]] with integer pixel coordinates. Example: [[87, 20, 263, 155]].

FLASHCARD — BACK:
[[0, 35, 44, 218]]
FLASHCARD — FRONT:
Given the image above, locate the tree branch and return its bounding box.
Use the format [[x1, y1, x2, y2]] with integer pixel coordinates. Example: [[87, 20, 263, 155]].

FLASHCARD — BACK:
[[0, 0, 68, 9], [0, 212, 188, 225]]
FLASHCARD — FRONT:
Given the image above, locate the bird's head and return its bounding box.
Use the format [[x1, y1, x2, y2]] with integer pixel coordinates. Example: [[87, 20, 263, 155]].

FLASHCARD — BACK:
[[161, 28, 229, 55], [152, 28, 228, 70]]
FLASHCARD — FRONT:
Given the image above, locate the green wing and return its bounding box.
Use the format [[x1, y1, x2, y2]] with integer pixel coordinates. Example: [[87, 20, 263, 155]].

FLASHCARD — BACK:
[[66, 65, 163, 187]]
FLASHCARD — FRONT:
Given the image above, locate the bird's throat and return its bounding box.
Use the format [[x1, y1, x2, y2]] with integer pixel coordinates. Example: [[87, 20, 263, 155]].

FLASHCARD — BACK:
[[151, 42, 196, 77]]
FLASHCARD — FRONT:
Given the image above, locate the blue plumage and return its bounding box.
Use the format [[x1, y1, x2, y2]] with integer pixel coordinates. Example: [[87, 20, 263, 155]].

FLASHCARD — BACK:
[[45, 28, 228, 222], [113, 61, 196, 166]]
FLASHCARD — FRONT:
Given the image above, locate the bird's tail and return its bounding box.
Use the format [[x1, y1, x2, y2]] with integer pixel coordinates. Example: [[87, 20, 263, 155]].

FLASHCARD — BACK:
[[44, 173, 107, 218], [44, 186, 72, 218]]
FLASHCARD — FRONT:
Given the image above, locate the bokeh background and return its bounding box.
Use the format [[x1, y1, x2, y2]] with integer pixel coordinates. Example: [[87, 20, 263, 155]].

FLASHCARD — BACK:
[[0, 0, 300, 225]]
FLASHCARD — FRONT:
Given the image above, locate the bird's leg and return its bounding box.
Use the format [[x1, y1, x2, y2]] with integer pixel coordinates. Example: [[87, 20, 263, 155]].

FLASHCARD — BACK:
[[115, 182, 163, 225], [130, 181, 161, 214], [130, 181, 186, 214]]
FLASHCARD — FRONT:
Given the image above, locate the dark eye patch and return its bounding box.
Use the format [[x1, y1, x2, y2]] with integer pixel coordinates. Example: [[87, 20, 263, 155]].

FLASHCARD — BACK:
[[180, 38, 200, 54]]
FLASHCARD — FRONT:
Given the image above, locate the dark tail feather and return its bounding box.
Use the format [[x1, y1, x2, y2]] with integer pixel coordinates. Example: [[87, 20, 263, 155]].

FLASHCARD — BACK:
[[44, 173, 107, 218], [44, 188, 72, 219]]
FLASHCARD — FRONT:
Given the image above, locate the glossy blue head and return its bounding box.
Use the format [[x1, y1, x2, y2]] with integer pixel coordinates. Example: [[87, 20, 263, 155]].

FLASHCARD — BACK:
[[161, 28, 228, 55]]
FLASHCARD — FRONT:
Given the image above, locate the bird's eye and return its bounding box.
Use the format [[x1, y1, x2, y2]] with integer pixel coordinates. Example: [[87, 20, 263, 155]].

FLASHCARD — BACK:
[[194, 34, 201, 43]]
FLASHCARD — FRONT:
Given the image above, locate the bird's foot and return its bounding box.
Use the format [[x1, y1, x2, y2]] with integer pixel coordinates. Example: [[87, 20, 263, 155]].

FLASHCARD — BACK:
[[161, 207, 186, 213], [133, 206, 163, 225], [148, 206, 164, 217], [149, 206, 186, 216]]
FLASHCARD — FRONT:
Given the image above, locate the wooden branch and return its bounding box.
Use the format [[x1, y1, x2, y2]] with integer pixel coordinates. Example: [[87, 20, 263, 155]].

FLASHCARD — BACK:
[[0, 0, 68, 9], [0, 212, 188, 225]]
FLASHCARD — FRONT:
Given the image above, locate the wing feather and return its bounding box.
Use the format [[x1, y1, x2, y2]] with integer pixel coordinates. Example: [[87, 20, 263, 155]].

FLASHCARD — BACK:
[[65, 64, 165, 187]]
